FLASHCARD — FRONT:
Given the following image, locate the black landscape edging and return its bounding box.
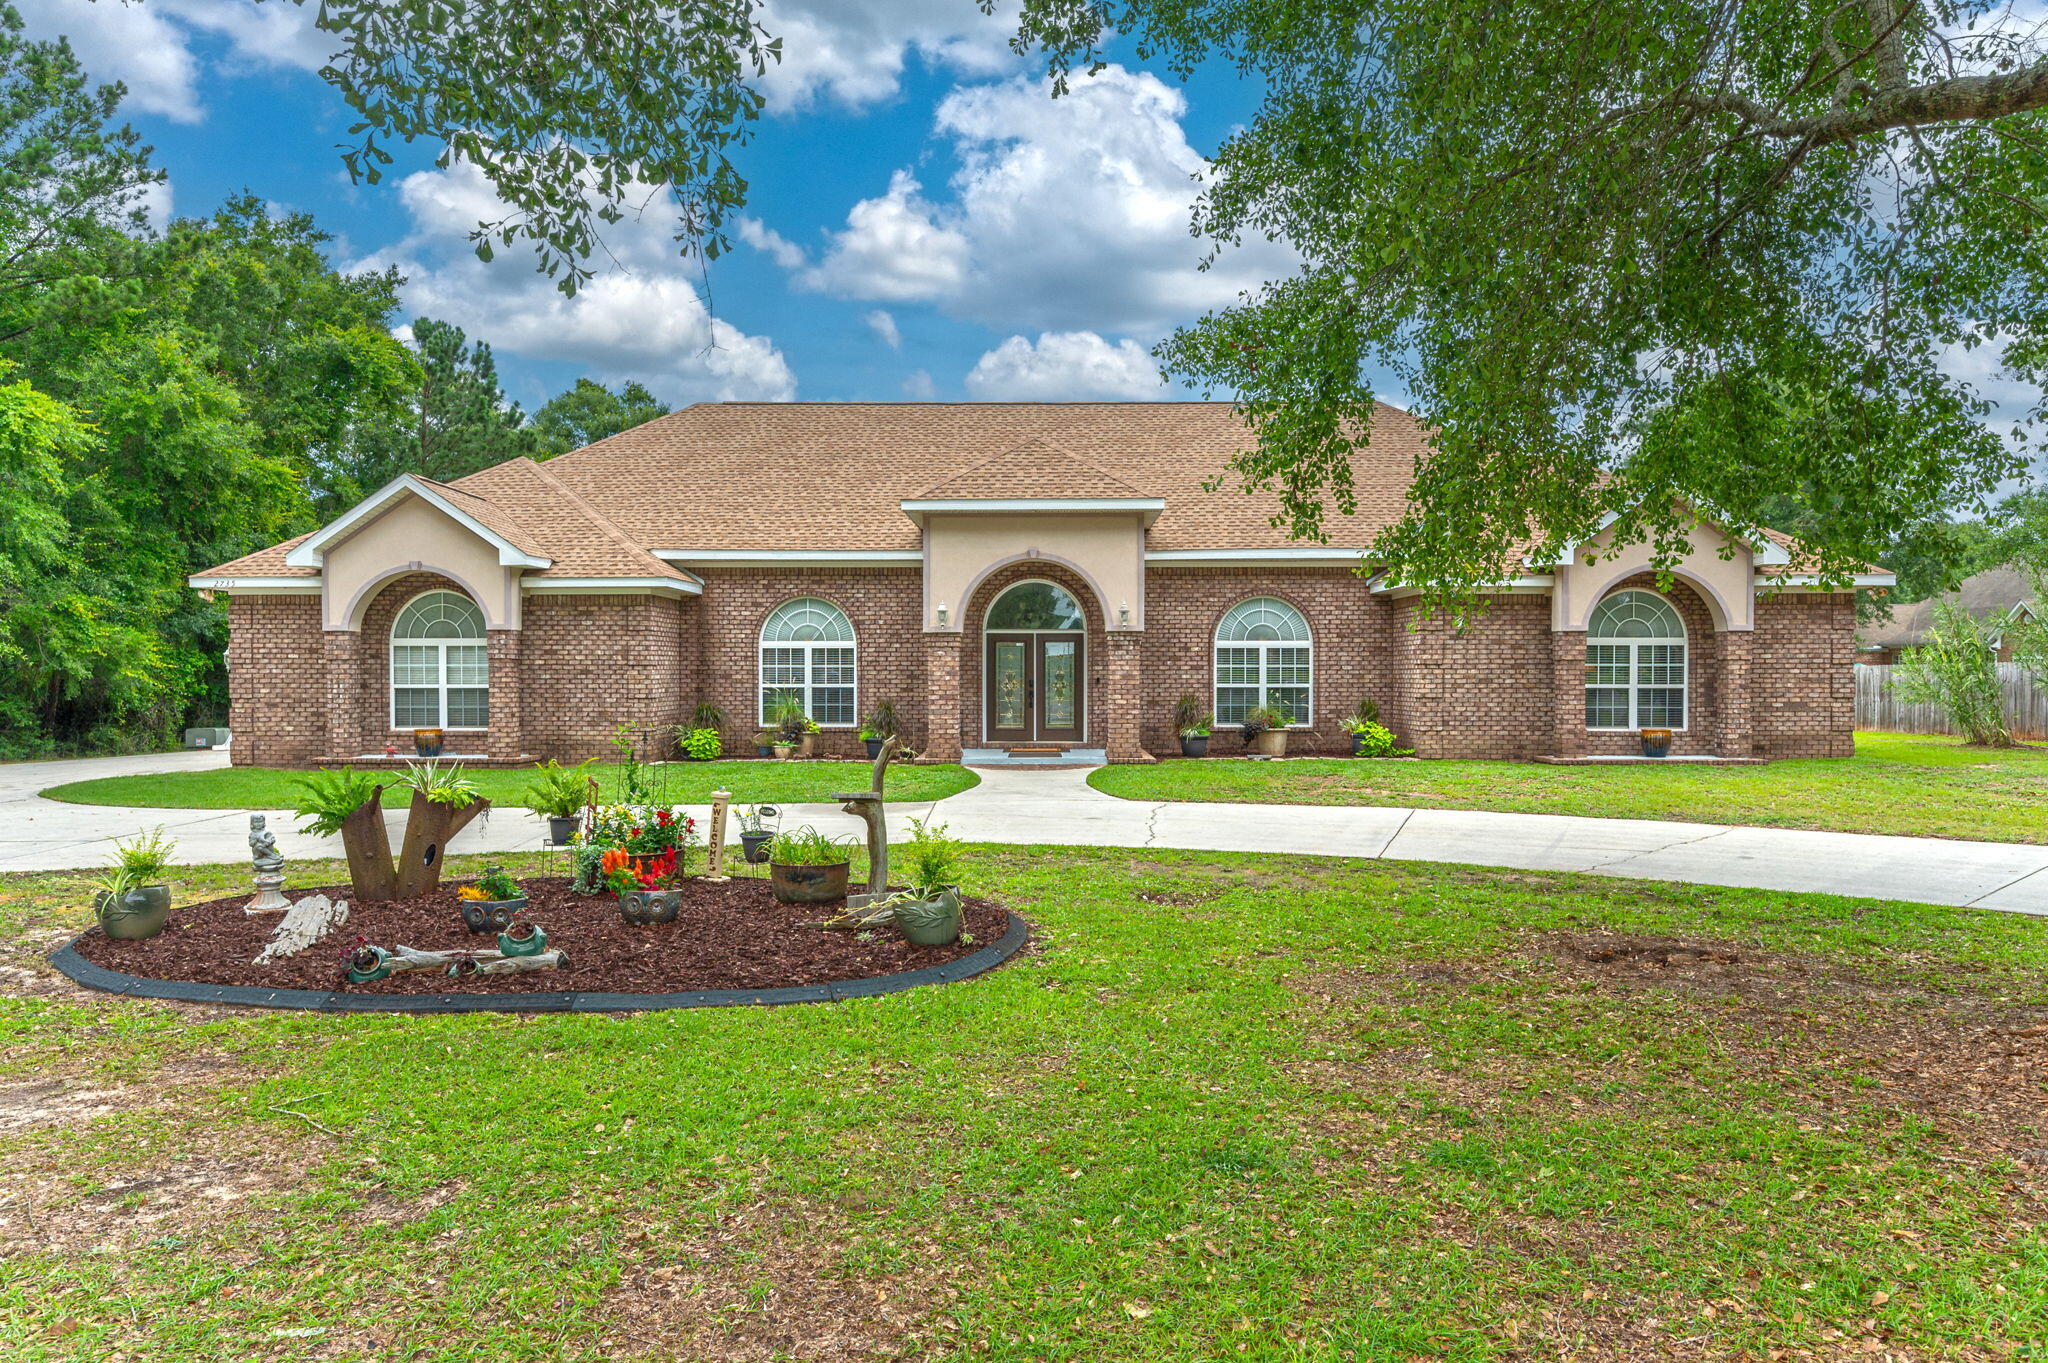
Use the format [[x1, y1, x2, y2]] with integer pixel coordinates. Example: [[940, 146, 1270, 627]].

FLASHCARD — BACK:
[[48, 911, 1031, 1015]]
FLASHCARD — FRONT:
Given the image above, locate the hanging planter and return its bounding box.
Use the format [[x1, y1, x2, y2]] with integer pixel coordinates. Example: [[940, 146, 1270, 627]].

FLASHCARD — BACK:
[[740, 830, 774, 863]]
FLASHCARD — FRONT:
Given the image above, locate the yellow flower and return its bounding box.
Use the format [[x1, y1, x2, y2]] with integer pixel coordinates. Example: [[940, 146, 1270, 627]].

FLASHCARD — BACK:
[[457, 885, 487, 901]]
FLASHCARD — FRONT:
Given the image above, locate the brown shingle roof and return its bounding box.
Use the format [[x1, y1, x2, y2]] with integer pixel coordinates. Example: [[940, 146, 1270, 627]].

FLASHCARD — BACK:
[[912, 437, 1153, 501], [1859, 565, 2035, 651], [197, 534, 318, 579], [520, 401, 1429, 553], [455, 459, 691, 582]]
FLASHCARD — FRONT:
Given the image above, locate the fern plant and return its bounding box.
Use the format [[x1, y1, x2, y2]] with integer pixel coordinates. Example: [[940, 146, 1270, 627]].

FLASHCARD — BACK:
[[290, 768, 385, 836]]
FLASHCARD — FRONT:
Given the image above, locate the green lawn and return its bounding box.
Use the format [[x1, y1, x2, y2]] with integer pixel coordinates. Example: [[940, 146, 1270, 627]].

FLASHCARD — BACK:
[[3, 846, 2044, 1359], [1091, 731, 2048, 843], [38, 759, 980, 811]]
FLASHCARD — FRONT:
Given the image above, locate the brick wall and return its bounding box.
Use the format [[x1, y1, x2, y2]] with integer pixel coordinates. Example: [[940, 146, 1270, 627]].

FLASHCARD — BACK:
[[1138, 568, 1385, 757], [1753, 590, 1856, 758], [226, 594, 324, 766], [520, 591, 684, 761], [1577, 573, 1724, 758], [1389, 593, 1556, 760], [691, 569, 924, 759]]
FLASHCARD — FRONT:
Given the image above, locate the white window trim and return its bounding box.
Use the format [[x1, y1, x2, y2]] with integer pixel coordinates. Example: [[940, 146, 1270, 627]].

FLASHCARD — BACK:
[[388, 591, 490, 731], [1213, 598, 1314, 728], [1585, 590, 1689, 732], [758, 599, 859, 728]]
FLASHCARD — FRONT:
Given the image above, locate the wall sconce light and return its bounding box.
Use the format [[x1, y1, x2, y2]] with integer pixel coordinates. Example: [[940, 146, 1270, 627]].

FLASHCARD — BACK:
[[1118, 600, 1131, 627], [936, 601, 949, 627]]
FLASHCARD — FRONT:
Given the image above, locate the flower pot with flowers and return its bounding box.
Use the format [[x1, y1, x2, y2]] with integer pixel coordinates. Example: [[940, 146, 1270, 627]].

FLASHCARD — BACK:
[[605, 847, 681, 924], [1241, 700, 1294, 757], [457, 866, 526, 933]]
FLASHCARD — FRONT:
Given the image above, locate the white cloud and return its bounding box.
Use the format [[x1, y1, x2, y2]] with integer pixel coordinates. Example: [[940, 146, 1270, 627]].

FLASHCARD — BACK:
[[864, 309, 902, 349], [358, 162, 796, 403], [752, 0, 1019, 113], [902, 368, 937, 399], [736, 215, 807, 271], [965, 331, 1164, 400], [768, 65, 1293, 338], [13, 0, 327, 122], [796, 170, 970, 302]]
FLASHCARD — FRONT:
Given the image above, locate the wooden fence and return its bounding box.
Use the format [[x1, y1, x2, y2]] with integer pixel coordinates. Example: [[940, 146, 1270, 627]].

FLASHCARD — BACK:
[[1853, 662, 2048, 740]]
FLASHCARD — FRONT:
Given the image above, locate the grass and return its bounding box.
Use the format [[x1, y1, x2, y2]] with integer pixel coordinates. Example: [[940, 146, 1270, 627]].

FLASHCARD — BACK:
[[3, 845, 2045, 1359], [38, 759, 980, 811], [1091, 730, 2048, 843]]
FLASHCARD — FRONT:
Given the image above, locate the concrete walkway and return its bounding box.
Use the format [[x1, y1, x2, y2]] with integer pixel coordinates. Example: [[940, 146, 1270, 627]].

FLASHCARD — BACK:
[[6, 751, 2045, 915]]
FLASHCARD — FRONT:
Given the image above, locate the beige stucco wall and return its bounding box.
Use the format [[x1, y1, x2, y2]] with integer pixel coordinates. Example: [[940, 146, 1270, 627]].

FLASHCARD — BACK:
[[922, 512, 1146, 631], [321, 496, 523, 631], [1552, 521, 1755, 632]]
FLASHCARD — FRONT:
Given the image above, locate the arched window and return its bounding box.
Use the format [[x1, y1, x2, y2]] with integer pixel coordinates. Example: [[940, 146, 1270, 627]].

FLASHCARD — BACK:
[[391, 590, 488, 729], [986, 580, 1086, 630], [1214, 597, 1311, 726], [1586, 589, 1687, 730], [760, 597, 856, 726]]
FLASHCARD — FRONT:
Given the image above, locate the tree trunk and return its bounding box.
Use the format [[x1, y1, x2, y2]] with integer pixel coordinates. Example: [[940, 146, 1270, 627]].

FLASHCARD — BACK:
[[340, 786, 399, 902], [394, 793, 492, 897]]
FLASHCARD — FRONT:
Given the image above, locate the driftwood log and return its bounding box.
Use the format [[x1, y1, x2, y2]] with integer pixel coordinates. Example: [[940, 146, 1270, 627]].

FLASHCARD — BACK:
[[835, 736, 898, 910], [383, 944, 567, 975]]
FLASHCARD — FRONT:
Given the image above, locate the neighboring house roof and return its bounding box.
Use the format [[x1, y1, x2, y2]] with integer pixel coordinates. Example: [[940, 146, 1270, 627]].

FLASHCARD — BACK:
[[1858, 565, 2037, 651], [197, 401, 1857, 582]]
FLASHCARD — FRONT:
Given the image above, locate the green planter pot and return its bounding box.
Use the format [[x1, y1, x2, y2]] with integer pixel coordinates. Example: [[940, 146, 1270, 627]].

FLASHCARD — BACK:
[[894, 887, 963, 946], [458, 896, 524, 934], [498, 923, 547, 957], [769, 861, 850, 905], [345, 944, 393, 983], [95, 884, 171, 941]]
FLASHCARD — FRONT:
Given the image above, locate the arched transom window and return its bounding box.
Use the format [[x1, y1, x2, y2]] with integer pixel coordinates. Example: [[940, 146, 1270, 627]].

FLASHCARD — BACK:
[[986, 580, 1086, 630], [391, 590, 488, 729], [1586, 589, 1687, 730], [760, 597, 856, 726], [1215, 597, 1312, 726]]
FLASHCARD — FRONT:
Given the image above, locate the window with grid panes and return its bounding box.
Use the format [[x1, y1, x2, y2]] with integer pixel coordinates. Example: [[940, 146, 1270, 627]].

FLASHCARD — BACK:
[[759, 598, 857, 725], [1214, 597, 1312, 725], [1585, 590, 1686, 729]]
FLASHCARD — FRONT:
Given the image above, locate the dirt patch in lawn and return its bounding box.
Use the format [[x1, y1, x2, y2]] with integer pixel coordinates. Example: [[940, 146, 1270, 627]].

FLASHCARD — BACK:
[[69, 876, 1011, 997], [600, 1199, 958, 1361]]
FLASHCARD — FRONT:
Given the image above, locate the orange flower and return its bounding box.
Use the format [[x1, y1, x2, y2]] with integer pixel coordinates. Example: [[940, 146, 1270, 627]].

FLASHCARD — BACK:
[[599, 848, 631, 875]]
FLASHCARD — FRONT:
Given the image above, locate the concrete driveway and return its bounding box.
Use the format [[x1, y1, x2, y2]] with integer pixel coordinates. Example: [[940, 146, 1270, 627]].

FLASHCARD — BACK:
[[6, 751, 2046, 915]]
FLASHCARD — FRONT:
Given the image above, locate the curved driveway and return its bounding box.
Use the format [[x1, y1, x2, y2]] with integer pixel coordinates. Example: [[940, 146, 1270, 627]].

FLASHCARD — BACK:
[[7, 751, 2046, 915]]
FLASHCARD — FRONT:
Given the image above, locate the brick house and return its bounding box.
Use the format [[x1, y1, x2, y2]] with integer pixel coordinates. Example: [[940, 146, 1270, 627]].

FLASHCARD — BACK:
[[190, 402, 1888, 766]]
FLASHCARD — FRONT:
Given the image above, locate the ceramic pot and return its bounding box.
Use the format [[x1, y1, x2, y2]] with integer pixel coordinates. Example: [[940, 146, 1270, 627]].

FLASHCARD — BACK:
[[344, 944, 392, 983], [413, 727, 444, 757], [771, 744, 793, 760], [458, 896, 524, 934], [799, 734, 817, 758], [1252, 729, 1289, 757], [95, 884, 171, 941], [1179, 735, 1209, 758], [1640, 728, 1673, 758], [756, 744, 774, 758], [619, 889, 681, 925], [740, 830, 774, 864], [894, 887, 963, 946], [547, 814, 580, 845], [864, 737, 884, 760], [769, 860, 849, 905], [498, 923, 547, 957], [1350, 732, 1367, 756]]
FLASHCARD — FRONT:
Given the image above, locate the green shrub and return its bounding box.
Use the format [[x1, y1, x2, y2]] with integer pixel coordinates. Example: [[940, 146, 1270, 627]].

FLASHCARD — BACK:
[[903, 817, 962, 897], [112, 826, 176, 883], [396, 759, 480, 807], [472, 866, 522, 900], [1344, 718, 1411, 757], [678, 726, 723, 760], [1895, 602, 2012, 746]]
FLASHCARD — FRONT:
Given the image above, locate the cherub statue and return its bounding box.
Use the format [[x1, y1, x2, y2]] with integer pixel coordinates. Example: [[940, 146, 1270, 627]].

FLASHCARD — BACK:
[[249, 814, 284, 873]]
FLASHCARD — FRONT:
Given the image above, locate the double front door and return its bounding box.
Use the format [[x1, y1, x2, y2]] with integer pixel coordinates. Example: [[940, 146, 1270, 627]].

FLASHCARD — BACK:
[[985, 633, 1084, 744]]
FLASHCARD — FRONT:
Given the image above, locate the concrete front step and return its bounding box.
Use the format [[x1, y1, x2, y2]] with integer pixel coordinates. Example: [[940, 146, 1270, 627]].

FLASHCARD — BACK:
[[962, 747, 1108, 767], [1533, 754, 1768, 766]]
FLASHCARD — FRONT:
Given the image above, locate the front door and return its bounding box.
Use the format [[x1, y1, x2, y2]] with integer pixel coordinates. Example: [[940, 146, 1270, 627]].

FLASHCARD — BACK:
[[985, 633, 1085, 744]]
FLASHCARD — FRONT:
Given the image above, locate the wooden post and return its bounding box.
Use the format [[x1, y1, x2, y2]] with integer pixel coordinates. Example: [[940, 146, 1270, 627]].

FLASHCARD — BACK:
[[837, 737, 898, 909], [704, 789, 731, 882]]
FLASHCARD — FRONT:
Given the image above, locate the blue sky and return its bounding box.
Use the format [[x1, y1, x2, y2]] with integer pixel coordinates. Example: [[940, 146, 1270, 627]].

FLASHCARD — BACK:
[[19, 0, 1303, 414]]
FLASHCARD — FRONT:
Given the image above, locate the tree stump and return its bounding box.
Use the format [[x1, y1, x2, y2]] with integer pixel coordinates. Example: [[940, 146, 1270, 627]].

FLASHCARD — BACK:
[[339, 786, 398, 902], [835, 736, 898, 910], [394, 792, 492, 898]]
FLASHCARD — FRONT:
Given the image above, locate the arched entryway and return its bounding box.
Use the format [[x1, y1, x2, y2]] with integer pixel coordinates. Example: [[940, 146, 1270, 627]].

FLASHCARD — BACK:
[[982, 579, 1087, 744]]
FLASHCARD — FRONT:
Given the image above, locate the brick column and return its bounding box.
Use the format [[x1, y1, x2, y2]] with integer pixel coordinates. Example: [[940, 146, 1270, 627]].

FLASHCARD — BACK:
[[1550, 629, 1586, 759], [322, 631, 362, 760], [1716, 629, 1753, 758], [488, 628, 524, 760], [1104, 632, 1155, 763], [920, 634, 963, 763]]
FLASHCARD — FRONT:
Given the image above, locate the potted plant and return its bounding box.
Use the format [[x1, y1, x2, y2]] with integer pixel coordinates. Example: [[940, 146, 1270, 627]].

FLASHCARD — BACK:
[[767, 696, 807, 759], [767, 825, 856, 904], [799, 717, 821, 758], [1172, 694, 1213, 758], [676, 701, 725, 760], [1342, 699, 1412, 757], [342, 938, 392, 983], [736, 804, 780, 863], [413, 727, 444, 757], [892, 817, 964, 946], [524, 759, 590, 845], [1242, 700, 1294, 757], [1640, 728, 1673, 758], [857, 701, 900, 760], [498, 916, 547, 957], [605, 847, 680, 924], [457, 865, 526, 933], [752, 729, 776, 758], [91, 828, 177, 941]]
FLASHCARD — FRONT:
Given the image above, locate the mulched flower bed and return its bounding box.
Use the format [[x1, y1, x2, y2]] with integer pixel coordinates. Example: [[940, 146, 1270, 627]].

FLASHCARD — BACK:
[[71, 876, 1009, 996]]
